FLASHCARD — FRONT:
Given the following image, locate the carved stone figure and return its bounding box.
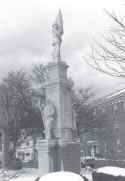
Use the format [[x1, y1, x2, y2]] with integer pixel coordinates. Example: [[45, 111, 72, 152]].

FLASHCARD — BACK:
[[43, 100, 56, 139], [38, 94, 45, 116], [52, 9, 63, 61]]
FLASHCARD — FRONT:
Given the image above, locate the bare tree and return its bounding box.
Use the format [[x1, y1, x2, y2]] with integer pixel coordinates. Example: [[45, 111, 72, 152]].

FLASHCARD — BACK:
[[32, 64, 49, 85], [85, 10, 125, 77], [72, 87, 96, 134]]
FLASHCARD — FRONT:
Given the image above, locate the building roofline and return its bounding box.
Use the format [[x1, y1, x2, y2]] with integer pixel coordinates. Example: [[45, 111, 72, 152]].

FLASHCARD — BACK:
[[91, 88, 125, 107]]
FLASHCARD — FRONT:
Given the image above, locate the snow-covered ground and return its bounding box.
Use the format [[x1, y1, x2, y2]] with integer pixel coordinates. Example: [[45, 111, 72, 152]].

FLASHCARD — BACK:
[[39, 172, 83, 181], [0, 169, 39, 181], [0, 170, 83, 181], [10, 175, 39, 181], [96, 166, 125, 177], [1, 166, 125, 181]]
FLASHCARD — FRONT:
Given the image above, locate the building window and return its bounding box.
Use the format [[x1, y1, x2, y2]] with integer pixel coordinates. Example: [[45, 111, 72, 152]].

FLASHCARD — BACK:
[[113, 101, 124, 113], [94, 145, 100, 154], [91, 144, 100, 158], [120, 101, 124, 112], [101, 108, 105, 113], [123, 102, 125, 110], [26, 142, 29, 146], [0, 133, 2, 151], [93, 108, 97, 116], [104, 143, 108, 153], [113, 103, 118, 114], [114, 123, 119, 131], [116, 139, 121, 152], [26, 153, 30, 156], [18, 152, 24, 160]]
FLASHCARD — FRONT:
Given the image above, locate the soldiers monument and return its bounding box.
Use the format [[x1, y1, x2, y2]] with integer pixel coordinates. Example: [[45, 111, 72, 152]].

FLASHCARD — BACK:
[[36, 10, 80, 176]]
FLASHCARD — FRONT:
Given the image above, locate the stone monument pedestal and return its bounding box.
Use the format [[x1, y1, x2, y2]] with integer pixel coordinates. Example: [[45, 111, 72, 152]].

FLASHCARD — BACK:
[[60, 140, 80, 173], [36, 138, 80, 176], [36, 138, 61, 176]]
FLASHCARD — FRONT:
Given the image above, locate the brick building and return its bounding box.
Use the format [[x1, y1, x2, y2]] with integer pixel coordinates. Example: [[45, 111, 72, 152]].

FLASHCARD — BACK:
[[81, 88, 125, 160]]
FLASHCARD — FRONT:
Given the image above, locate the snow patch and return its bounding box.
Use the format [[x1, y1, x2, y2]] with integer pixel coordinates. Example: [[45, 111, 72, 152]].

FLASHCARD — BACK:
[[39, 172, 83, 181], [97, 166, 125, 177], [10, 175, 39, 181]]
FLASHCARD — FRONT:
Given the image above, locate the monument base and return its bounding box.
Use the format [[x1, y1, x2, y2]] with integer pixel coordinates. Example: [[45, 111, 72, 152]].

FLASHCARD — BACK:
[[36, 138, 61, 176], [36, 138, 80, 176], [60, 140, 80, 174]]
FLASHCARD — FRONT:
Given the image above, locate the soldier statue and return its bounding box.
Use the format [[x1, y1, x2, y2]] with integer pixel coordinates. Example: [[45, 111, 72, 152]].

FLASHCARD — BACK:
[[52, 9, 63, 61]]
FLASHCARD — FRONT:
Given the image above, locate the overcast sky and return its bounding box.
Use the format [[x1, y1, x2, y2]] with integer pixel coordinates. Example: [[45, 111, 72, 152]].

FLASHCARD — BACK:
[[0, 0, 125, 97]]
